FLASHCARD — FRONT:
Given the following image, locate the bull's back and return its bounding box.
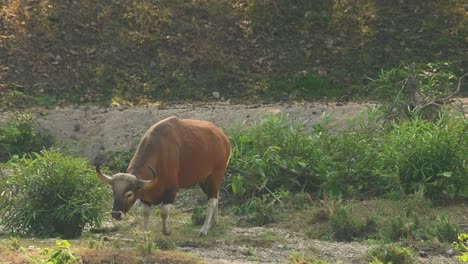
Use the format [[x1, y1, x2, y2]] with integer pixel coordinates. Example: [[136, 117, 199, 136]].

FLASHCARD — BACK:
[[149, 117, 230, 187]]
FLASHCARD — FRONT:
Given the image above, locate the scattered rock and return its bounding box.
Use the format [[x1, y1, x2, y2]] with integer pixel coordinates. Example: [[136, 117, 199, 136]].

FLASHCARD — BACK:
[[446, 248, 456, 257]]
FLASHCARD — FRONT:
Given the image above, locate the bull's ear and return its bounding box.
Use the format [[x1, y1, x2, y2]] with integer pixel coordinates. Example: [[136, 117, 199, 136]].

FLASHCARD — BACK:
[[96, 165, 112, 184], [146, 163, 158, 178]]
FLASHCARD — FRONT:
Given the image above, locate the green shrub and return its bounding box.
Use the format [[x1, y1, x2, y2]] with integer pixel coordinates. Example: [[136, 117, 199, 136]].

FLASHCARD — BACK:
[[375, 113, 467, 198], [226, 111, 467, 202], [367, 244, 416, 264], [106, 149, 135, 172], [154, 237, 177, 250], [191, 206, 206, 226], [0, 112, 52, 162], [313, 115, 383, 197], [454, 233, 468, 262], [383, 216, 418, 242], [0, 150, 109, 238], [265, 72, 339, 100], [233, 197, 280, 226], [328, 206, 365, 241], [428, 216, 459, 243], [42, 240, 80, 264], [226, 115, 320, 201]]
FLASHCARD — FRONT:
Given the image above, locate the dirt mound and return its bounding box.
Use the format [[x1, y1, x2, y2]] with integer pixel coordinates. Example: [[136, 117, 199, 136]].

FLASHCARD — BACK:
[[34, 101, 374, 161]]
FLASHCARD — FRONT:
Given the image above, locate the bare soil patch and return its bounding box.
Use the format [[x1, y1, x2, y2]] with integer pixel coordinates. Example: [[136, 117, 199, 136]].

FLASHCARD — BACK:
[[33, 101, 375, 161]]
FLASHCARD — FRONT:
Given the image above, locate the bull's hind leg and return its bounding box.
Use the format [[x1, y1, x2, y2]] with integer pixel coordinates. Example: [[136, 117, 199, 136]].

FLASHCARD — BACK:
[[199, 197, 218, 237], [212, 199, 219, 226], [199, 169, 225, 236]]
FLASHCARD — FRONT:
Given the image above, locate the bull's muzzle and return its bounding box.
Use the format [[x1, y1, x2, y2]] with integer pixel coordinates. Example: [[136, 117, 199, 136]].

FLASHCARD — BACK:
[[111, 211, 124, 220]]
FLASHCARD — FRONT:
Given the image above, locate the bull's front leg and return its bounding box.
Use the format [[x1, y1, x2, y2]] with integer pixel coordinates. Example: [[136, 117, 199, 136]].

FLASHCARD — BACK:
[[142, 203, 151, 231], [160, 203, 172, 235]]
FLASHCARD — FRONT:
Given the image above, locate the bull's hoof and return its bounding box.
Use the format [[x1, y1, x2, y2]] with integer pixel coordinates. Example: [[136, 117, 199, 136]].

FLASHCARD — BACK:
[[198, 230, 208, 237]]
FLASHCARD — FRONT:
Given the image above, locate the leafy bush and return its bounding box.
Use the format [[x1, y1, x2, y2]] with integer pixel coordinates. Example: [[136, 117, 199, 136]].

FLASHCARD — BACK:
[[42, 240, 80, 264], [191, 206, 206, 226], [367, 244, 416, 264], [454, 233, 468, 262], [106, 149, 135, 172], [313, 113, 383, 197], [226, 111, 467, 202], [226, 115, 320, 200], [232, 197, 281, 226], [0, 150, 109, 238], [265, 72, 339, 100], [327, 206, 366, 241], [383, 216, 419, 242], [0, 112, 52, 162], [428, 216, 460, 243], [375, 113, 468, 198]]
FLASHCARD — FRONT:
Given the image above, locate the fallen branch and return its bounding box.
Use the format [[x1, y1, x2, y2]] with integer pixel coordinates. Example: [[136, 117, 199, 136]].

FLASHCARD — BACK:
[[418, 72, 468, 111]]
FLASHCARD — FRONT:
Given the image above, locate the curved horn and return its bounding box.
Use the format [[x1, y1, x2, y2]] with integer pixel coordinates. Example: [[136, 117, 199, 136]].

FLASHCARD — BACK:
[[146, 162, 158, 178], [137, 178, 153, 184], [95, 164, 112, 184]]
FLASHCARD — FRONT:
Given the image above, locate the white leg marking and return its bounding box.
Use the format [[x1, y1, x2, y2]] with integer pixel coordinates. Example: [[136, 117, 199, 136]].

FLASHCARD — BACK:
[[142, 203, 151, 232], [213, 201, 219, 227], [199, 198, 218, 236], [160, 203, 172, 236]]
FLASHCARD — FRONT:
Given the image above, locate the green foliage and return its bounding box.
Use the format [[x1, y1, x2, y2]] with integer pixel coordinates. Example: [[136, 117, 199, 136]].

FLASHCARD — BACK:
[[375, 113, 468, 198], [233, 197, 280, 226], [42, 240, 80, 264], [154, 237, 177, 250], [313, 112, 383, 197], [367, 244, 416, 264], [106, 149, 135, 172], [0, 150, 109, 238], [226, 111, 467, 202], [265, 72, 339, 100], [226, 115, 320, 200], [327, 206, 366, 241], [0, 112, 52, 162], [454, 234, 468, 262], [383, 216, 419, 242], [191, 206, 206, 226], [428, 216, 460, 243]]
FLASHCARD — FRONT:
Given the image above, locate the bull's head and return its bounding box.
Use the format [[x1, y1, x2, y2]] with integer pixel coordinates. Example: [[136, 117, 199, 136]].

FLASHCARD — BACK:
[[96, 164, 157, 220]]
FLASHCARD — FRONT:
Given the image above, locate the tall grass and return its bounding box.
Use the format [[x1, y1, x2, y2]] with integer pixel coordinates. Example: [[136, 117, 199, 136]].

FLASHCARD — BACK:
[[375, 112, 467, 198], [225, 109, 467, 202], [0, 150, 109, 238]]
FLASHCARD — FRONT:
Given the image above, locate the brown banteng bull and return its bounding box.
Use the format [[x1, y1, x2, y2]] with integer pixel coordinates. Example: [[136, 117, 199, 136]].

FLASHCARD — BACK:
[[96, 116, 231, 236]]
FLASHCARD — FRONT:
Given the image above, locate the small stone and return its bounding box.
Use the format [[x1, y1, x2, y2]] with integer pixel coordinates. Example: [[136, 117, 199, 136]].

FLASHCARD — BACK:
[[446, 248, 456, 256], [212, 91, 220, 99]]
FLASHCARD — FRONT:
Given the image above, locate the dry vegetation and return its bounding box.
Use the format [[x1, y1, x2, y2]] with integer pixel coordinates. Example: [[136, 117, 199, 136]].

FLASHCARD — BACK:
[[1, 0, 466, 109]]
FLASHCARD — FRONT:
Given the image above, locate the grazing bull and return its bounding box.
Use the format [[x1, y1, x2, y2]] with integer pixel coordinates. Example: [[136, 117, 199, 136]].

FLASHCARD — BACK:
[[96, 116, 231, 236]]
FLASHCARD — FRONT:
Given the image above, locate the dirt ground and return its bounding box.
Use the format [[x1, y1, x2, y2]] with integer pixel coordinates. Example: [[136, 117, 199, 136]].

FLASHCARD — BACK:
[[33, 101, 376, 161], [2, 101, 465, 263]]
